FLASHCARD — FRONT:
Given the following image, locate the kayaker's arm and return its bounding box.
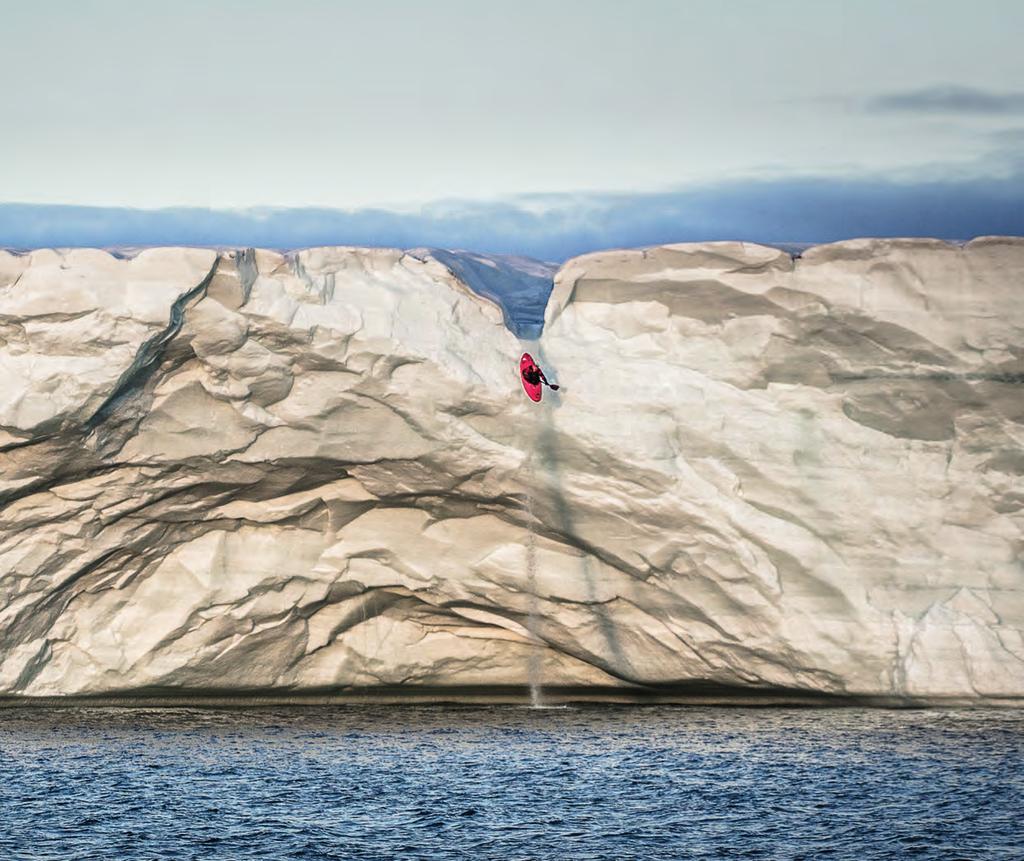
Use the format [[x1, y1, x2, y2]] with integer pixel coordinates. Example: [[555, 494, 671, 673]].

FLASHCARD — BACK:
[[538, 368, 559, 391]]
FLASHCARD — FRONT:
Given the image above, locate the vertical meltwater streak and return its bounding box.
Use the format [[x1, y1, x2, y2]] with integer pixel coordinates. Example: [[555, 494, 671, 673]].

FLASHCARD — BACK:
[[523, 472, 544, 708]]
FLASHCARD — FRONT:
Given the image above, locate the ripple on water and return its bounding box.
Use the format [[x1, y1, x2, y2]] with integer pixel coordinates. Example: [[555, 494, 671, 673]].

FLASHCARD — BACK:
[[0, 706, 1021, 860]]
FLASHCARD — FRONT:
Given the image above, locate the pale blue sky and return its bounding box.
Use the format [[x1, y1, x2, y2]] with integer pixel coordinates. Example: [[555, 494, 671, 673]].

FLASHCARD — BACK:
[[4, 0, 1023, 209]]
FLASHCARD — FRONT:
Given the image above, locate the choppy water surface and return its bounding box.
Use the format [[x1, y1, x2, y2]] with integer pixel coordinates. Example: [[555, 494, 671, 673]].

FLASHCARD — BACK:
[[1, 705, 1021, 860]]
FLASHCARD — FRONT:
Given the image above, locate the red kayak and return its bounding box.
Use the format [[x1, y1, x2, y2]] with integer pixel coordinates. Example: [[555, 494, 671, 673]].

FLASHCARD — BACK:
[[519, 352, 558, 402], [520, 353, 542, 402]]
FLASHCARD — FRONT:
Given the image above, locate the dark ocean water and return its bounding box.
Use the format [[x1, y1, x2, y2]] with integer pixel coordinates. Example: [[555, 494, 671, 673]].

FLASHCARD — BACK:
[[1, 705, 1021, 861]]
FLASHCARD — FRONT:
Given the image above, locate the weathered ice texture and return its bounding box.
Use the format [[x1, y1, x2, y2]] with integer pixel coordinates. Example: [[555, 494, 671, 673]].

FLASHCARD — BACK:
[[1, 239, 1021, 703]]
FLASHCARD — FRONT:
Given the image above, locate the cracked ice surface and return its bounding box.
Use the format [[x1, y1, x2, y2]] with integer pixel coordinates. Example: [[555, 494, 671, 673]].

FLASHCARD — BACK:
[[0, 239, 1021, 702]]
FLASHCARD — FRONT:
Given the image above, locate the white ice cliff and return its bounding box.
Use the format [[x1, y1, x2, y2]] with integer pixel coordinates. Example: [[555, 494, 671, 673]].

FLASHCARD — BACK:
[[0, 239, 1021, 703]]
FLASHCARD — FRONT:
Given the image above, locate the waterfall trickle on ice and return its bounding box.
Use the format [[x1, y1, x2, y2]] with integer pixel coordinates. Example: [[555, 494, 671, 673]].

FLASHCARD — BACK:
[[523, 477, 544, 708]]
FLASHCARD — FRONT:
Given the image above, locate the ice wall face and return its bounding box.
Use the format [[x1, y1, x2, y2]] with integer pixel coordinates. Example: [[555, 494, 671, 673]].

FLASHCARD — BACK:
[[0, 240, 1021, 702]]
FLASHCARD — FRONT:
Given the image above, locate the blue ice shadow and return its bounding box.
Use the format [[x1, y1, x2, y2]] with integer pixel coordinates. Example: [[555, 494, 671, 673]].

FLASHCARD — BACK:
[[422, 248, 557, 339]]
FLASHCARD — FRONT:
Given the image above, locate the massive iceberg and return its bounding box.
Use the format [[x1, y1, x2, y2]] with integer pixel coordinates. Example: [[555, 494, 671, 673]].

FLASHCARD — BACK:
[[1, 239, 1021, 704]]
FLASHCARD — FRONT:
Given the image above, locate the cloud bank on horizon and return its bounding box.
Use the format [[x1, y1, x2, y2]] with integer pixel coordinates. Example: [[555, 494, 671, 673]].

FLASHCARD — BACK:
[[4, 165, 1023, 261]]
